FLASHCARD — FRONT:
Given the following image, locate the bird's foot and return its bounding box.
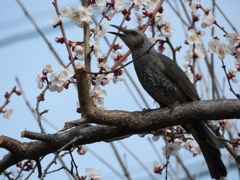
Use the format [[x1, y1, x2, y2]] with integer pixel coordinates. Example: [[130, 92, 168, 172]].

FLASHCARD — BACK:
[[168, 101, 181, 114]]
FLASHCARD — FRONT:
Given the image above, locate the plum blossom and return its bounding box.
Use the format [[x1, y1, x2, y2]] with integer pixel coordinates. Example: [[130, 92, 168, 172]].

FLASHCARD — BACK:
[[36, 72, 44, 89], [226, 32, 240, 48], [219, 119, 236, 131], [154, 11, 165, 25], [133, 0, 148, 9], [146, 0, 159, 13], [113, 75, 124, 84], [109, 0, 126, 17], [49, 16, 61, 27], [153, 161, 162, 174], [187, 29, 202, 45], [162, 143, 181, 156], [43, 64, 53, 74], [59, 66, 75, 81], [89, 41, 103, 58], [201, 13, 215, 28], [111, 49, 124, 62], [49, 73, 65, 92], [227, 68, 238, 83], [113, 69, 124, 84], [174, 138, 192, 150], [68, 6, 93, 28], [91, 0, 106, 11], [159, 21, 175, 38], [49, 7, 71, 27], [59, 7, 71, 19], [3, 107, 13, 119], [134, 11, 143, 29], [208, 37, 231, 60], [94, 22, 109, 41], [217, 42, 231, 60], [208, 38, 220, 53], [183, 46, 205, 62], [189, 144, 201, 156], [90, 86, 107, 107], [49, 67, 74, 93], [96, 74, 112, 86], [85, 168, 102, 180], [190, 0, 201, 14], [74, 45, 84, 60]]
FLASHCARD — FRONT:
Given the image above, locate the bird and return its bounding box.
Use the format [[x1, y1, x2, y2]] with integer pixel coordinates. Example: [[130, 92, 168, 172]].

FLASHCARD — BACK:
[[108, 25, 227, 179]]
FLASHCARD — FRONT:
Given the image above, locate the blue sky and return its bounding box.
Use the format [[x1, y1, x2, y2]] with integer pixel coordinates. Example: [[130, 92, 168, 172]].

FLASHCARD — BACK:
[[0, 0, 239, 179]]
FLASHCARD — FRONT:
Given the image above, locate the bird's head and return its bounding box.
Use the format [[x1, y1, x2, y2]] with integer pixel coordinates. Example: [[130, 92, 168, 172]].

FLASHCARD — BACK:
[[108, 25, 151, 52]]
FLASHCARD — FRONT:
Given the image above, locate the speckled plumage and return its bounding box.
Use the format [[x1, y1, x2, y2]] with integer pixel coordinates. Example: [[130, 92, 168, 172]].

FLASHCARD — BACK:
[[109, 25, 227, 179]]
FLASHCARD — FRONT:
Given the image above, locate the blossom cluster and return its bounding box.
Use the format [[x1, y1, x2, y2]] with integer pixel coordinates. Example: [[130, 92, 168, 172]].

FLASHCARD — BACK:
[[208, 33, 240, 83], [36, 64, 74, 93]]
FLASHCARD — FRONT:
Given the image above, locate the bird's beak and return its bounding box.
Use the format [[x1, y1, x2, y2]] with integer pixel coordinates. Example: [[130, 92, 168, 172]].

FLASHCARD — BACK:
[[108, 24, 128, 36]]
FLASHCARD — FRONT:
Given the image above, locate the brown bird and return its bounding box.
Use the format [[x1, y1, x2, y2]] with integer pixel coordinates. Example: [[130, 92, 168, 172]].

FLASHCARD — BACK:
[[109, 25, 227, 179]]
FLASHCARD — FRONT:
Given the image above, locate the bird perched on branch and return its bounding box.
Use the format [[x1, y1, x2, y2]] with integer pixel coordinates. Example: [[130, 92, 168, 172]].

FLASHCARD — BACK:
[[109, 25, 227, 179]]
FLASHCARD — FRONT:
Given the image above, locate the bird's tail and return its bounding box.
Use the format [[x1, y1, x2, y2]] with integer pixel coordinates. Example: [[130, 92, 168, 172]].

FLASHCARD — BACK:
[[184, 122, 227, 179]]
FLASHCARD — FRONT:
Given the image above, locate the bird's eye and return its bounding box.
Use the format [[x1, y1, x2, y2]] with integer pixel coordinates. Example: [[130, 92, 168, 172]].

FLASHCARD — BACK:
[[131, 31, 138, 36]]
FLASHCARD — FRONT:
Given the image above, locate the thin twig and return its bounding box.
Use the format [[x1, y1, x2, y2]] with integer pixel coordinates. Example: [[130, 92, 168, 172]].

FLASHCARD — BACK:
[[110, 142, 132, 180], [214, 2, 238, 33], [35, 83, 51, 134], [118, 141, 157, 180], [176, 156, 194, 180], [87, 147, 125, 179], [53, 0, 76, 70], [16, 0, 64, 66], [221, 60, 239, 98]]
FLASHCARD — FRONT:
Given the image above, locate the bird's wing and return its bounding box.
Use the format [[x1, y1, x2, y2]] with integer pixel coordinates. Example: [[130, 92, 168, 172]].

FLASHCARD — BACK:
[[160, 53, 200, 101]]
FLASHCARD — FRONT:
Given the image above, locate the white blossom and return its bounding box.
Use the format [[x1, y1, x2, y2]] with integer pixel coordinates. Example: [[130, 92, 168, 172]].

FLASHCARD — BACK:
[[74, 45, 84, 60], [217, 42, 231, 60], [36, 72, 44, 89], [189, 144, 201, 156], [201, 13, 215, 28], [226, 32, 240, 48], [3, 107, 13, 119], [91, 0, 106, 11], [187, 29, 202, 45], [44, 64, 53, 73], [224, 119, 236, 130], [109, 0, 126, 17], [159, 21, 175, 38], [89, 86, 107, 107], [85, 168, 102, 180], [162, 143, 181, 156], [59, 66, 74, 81], [49, 16, 61, 26], [190, 0, 201, 14], [94, 22, 109, 41], [68, 6, 93, 28], [89, 41, 103, 58], [59, 7, 71, 19], [228, 68, 238, 83], [208, 38, 220, 53]]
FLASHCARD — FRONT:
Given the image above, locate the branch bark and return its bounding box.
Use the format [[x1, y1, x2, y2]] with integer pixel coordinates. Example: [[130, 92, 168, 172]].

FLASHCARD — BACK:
[[0, 98, 240, 172]]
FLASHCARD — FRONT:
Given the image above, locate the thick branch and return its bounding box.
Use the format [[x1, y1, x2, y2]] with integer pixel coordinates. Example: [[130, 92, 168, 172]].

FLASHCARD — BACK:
[[0, 99, 240, 172]]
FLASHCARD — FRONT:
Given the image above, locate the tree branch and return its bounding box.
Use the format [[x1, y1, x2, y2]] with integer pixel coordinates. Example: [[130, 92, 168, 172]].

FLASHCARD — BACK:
[[0, 98, 239, 172]]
